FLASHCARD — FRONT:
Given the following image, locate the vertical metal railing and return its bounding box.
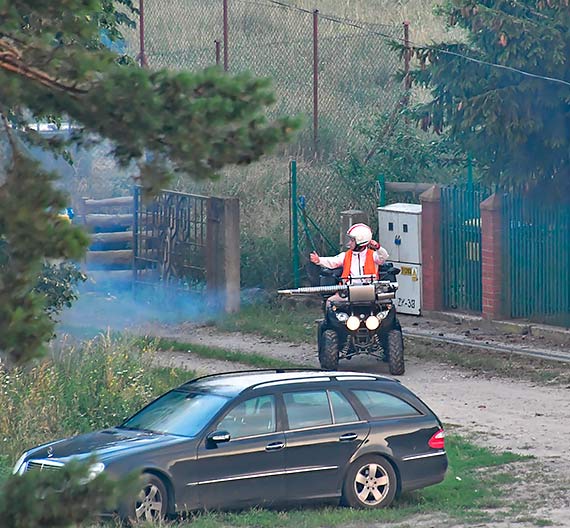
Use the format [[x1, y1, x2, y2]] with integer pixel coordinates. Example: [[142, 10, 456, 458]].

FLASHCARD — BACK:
[[441, 185, 490, 312], [133, 187, 209, 291], [503, 193, 570, 323]]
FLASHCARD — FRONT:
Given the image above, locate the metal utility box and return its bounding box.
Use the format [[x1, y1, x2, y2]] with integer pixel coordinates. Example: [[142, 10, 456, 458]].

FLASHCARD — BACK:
[[377, 203, 422, 263], [378, 203, 422, 315]]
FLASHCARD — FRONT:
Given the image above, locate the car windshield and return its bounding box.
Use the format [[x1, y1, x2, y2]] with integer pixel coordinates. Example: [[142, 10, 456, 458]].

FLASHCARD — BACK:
[[120, 390, 229, 437]]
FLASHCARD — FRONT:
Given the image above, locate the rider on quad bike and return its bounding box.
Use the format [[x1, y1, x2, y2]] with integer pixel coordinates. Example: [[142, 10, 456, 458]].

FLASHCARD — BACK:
[[309, 223, 405, 375]]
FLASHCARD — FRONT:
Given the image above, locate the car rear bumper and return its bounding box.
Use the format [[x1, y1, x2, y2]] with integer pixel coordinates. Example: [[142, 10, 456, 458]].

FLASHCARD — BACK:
[[399, 451, 448, 493]]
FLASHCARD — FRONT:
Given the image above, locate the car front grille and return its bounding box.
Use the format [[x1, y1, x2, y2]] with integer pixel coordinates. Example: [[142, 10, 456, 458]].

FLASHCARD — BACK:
[[25, 460, 64, 473]]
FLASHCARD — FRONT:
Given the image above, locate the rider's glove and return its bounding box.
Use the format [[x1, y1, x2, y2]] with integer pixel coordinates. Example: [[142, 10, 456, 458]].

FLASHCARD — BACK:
[[368, 240, 380, 250]]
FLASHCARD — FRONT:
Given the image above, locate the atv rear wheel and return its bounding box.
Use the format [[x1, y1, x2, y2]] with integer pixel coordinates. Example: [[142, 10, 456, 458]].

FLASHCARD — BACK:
[[386, 329, 405, 375], [319, 329, 339, 370]]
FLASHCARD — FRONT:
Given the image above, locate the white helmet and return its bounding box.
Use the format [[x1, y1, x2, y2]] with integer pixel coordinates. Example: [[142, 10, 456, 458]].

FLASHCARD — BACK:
[[346, 223, 372, 247]]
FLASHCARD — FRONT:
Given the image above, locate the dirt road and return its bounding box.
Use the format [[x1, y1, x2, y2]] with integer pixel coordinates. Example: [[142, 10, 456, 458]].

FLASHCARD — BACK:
[[149, 323, 570, 527]]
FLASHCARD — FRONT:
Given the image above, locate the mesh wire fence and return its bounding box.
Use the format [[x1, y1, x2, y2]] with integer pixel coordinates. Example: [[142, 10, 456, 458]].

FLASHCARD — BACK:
[[134, 0, 405, 154], [119, 0, 406, 286]]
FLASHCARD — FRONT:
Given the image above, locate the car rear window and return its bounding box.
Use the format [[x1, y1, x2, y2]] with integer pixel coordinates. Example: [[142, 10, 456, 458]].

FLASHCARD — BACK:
[[352, 390, 421, 419]]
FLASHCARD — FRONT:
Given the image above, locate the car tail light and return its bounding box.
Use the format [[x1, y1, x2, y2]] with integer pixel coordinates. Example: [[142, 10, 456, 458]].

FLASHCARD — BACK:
[[428, 429, 445, 449]]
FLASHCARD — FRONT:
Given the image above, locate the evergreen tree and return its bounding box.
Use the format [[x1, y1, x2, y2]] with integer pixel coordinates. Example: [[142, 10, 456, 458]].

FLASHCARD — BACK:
[[0, 1, 299, 366], [410, 0, 570, 193]]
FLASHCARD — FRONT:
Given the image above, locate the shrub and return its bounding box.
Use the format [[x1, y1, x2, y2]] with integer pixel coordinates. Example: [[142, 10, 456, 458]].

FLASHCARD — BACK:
[[0, 458, 136, 528], [34, 261, 87, 319]]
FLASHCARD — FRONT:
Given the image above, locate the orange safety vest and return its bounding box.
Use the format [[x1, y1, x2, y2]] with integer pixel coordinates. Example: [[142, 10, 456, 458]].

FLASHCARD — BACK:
[[341, 248, 377, 280]]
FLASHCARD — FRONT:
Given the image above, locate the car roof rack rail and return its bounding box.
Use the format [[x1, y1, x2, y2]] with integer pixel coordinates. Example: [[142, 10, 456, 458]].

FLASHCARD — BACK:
[[181, 368, 324, 386]]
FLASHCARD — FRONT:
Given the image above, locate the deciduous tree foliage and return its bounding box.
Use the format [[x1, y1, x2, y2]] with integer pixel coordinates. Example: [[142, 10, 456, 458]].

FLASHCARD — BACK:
[[0, 0, 299, 366], [410, 0, 570, 192]]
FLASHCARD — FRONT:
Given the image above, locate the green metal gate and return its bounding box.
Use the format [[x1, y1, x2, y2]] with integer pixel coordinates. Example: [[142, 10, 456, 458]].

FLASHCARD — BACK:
[[503, 193, 570, 324], [441, 185, 490, 312]]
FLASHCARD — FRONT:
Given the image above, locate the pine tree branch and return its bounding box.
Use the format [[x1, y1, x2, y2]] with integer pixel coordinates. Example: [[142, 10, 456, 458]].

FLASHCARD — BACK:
[[0, 38, 88, 95]]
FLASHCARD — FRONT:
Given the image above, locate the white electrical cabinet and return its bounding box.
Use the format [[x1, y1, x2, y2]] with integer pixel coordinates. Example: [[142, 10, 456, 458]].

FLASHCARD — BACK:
[[377, 203, 422, 315]]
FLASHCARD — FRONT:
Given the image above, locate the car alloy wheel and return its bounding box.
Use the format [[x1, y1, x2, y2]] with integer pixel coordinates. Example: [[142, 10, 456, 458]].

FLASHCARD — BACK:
[[342, 455, 397, 509], [134, 474, 167, 522]]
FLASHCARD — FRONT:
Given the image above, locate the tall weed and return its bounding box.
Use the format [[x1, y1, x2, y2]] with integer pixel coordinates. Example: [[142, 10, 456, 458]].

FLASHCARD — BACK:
[[0, 334, 191, 480]]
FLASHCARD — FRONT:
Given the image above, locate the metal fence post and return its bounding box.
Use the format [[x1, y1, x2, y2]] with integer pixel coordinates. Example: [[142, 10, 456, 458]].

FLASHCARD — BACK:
[[223, 0, 229, 71], [215, 40, 221, 66], [377, 174, 386, 207], [313, 10, 319, 153], [403, 21, 411, 90], [290, 160, 300, 288], [139, 0, 148, 67]]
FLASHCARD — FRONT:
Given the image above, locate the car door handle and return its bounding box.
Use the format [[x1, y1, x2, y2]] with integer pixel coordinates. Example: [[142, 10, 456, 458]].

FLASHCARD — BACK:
[[265, 441, 285, 451], [339, 433, 358, 442]]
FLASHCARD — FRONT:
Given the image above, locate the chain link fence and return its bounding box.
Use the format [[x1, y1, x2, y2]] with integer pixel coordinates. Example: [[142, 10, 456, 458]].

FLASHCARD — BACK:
[[109, 0, 407, 286], [133, 0, 405, 154]]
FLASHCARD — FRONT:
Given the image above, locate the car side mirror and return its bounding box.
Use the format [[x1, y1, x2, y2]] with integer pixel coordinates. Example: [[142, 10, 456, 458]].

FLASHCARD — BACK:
[[207, 430, 231, 444]]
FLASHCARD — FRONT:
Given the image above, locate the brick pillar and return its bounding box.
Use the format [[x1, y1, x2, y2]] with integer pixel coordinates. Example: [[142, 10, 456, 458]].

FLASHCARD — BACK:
[[419, 186, 443, 311], [480, 194, 503, 320], [206, 197, 240, 313]]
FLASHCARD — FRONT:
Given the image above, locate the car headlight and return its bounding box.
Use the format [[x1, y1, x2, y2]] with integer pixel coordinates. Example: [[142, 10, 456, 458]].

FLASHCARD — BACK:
[[12, 452, 29, 475], [87, 462, 106, 481], [78, 462, 106, 485], [365, 315, 380, 330], [346, 316, 360, 331], [335, 312, 349, 322]]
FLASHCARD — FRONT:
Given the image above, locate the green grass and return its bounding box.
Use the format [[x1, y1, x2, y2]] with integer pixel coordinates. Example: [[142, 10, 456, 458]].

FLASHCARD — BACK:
[[136, 336, 307, 370], [219, 300, 322, 343], [165, 434, 527, 528]]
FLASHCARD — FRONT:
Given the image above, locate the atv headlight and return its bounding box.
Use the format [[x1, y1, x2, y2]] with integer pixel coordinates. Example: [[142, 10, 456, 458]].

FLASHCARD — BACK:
[[335, 312, 349, 322], [365, 315, 380, 331], [346, 316, 360, 331]]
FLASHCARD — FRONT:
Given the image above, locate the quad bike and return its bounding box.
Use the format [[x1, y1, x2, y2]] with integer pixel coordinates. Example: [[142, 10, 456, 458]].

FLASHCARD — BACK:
[[279, 264, 405, 375]]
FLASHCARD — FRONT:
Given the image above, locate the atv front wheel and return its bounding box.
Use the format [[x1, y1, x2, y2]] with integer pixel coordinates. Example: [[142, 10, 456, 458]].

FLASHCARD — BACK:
[[385, 329, 405, 375], [319, 329, 339, 370]]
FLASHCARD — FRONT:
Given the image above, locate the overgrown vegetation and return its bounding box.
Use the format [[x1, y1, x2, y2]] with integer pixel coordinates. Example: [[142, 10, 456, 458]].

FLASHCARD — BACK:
[[334, 108, 467, 198], [0, 335, 191, 481]]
